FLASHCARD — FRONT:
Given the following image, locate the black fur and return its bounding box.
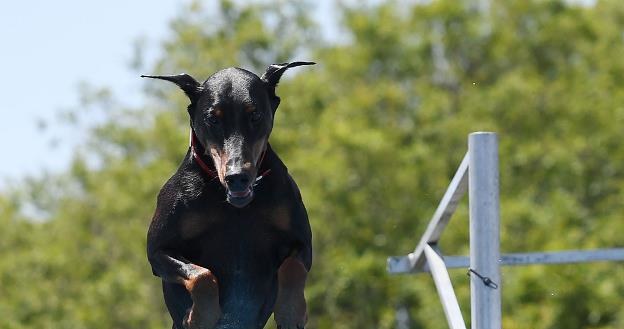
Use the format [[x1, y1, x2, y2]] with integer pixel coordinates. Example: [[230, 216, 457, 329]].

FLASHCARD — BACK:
[[144, 62, 314, 329]]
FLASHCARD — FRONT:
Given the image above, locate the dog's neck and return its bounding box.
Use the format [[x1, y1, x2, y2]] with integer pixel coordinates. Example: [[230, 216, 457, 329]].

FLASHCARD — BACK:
[[189, 128, 219, 178]]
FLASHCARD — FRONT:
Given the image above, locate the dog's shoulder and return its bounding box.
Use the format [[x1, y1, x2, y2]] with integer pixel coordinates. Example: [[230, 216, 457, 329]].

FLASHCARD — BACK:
[[163, 152, 212, 202], [150, 153, 209, 226]]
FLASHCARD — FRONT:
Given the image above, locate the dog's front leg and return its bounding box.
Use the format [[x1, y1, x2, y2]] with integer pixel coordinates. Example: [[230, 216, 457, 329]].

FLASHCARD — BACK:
[[182, 264, 221, 329], [150, 252, 221, 329], [274, 256, 308, 329]]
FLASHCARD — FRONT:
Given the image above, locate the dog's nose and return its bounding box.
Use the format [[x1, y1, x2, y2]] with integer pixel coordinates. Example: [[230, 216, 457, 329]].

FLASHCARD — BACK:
[[225, 173, 251, 192]]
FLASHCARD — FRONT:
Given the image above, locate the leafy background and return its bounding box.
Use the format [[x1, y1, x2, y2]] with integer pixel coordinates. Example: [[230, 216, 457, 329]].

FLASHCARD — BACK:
[[1, 0, 624, 328]]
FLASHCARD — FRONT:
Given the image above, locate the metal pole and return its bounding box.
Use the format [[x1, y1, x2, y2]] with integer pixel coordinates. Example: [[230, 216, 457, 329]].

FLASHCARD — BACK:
[[468, 132, 501, 329]]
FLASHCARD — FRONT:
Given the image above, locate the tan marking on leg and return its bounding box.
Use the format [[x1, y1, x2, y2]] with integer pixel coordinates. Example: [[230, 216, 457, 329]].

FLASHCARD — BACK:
[[271, 206, 291, 231], [274, 257, 307, 329], [183, 268, 221, 329]]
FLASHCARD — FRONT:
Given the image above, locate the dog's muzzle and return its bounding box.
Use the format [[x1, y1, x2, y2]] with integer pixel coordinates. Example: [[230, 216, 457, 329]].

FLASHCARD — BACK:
[[225, 173, 254, 208]]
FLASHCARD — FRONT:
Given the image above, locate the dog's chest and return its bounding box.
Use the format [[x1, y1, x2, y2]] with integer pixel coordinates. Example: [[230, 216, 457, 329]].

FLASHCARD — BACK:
[[179, 206, 295, 278], [178, 205, 293, 241]]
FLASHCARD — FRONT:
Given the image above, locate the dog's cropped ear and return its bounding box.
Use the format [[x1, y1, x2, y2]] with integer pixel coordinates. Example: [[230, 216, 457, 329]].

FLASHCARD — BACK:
[[141, 73, 202, 104], [261, 61, 315, 112]]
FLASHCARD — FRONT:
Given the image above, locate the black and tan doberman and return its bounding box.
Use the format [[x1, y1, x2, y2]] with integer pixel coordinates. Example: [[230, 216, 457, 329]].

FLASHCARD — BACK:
[[143, 62, 314, 329]]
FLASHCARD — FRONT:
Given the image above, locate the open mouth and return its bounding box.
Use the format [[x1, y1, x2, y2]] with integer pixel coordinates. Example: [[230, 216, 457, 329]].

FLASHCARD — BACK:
[[226, 186, 254, 208]]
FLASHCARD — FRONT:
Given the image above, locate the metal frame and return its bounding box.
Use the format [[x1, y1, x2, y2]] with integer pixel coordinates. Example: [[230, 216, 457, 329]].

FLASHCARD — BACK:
[[387, 132, 624, 329]]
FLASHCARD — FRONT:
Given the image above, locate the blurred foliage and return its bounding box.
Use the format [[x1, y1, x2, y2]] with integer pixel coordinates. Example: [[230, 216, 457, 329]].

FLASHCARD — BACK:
[[2, 0, 624, 328]]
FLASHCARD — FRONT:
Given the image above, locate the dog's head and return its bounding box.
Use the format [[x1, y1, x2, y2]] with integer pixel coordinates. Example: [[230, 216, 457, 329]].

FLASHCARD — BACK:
[[143, 62, 314, 208]]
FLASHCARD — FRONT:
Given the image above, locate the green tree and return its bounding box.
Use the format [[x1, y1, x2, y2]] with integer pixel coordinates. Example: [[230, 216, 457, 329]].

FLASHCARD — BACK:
[[2, 1, 624, 328]]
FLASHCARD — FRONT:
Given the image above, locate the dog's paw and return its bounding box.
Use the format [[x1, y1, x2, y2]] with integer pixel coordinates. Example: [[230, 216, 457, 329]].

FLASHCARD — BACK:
[[274, 295, 307, 329], [274, 308, 306, 329], [183, 268, 221, 329], [183, 309, 220, 329], [183, 303, 221, 329]]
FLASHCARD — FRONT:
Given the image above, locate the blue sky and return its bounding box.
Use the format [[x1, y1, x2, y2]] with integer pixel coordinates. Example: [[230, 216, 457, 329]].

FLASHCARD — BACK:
[[0, 1, 187, 187], [0, 1, 338, 189]]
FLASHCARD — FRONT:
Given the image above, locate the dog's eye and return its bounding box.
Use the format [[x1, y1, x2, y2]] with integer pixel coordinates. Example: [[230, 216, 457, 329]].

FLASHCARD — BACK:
[[207, 115, 219, 125], [250, 110, 263, 123]]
